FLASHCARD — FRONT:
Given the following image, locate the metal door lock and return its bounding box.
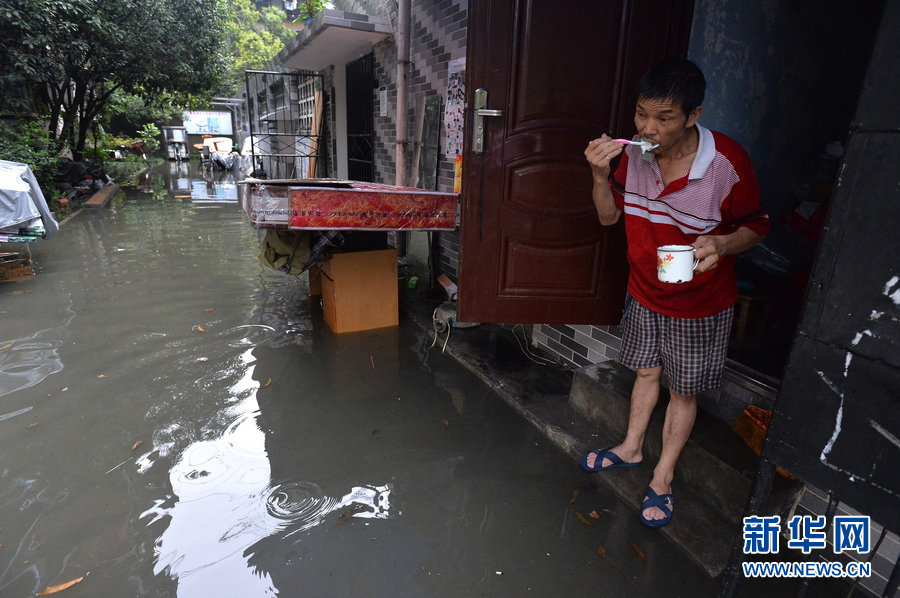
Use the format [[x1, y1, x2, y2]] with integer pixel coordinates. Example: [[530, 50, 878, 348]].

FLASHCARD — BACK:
[[472, 88, 504, 154]]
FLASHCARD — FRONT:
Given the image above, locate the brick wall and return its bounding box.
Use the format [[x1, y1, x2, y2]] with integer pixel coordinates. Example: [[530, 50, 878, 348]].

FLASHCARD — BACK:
[[372, 0, 467, 280]]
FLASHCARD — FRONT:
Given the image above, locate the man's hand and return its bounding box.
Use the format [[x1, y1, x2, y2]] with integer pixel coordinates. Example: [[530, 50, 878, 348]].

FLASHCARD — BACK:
[[585, 134, 625, 179], [586, 134, 625, 226], [692, 235, 726, 273], [693, 227, 764, 273]]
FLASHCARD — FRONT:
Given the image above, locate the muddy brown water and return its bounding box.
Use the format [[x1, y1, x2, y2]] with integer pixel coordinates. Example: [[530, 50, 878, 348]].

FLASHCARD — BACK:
[[0, 163, 719, 597]]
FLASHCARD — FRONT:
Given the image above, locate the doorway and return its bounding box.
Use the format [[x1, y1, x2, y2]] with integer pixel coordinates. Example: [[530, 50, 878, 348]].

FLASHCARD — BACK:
[[692, 1, 888, 379], [346, 54, 376, 182]]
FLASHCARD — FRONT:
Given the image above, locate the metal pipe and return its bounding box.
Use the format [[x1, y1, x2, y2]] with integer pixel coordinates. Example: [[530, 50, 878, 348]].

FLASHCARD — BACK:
[[395, 0, 410, 187]]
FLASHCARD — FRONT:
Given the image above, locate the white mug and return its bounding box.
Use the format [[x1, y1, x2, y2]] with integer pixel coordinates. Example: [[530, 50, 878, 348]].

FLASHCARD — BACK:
[[657, 245, 699, 283]]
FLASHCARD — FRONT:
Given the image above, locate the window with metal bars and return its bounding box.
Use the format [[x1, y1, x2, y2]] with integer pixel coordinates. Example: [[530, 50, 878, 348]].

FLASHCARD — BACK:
[[245, 70, 325, 180]]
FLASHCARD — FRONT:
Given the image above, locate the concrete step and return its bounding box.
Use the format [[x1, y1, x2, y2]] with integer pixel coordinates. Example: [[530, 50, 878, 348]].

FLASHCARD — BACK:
[[570, 361, 756, 524], [568, 360, 769, 576]]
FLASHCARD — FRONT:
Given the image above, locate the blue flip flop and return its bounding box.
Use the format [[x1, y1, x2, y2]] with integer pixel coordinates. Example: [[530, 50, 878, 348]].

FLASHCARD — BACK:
[[639, 486, 674, 528], [580, 447, 642, 472]]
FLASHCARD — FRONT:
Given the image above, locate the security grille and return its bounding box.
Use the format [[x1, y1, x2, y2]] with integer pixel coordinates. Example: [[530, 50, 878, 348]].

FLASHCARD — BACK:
[[245, 70, 325, 180]]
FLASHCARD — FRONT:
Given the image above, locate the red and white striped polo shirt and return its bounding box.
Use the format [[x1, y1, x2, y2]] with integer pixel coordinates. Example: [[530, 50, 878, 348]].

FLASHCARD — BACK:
[[610, 124, 769, 318]]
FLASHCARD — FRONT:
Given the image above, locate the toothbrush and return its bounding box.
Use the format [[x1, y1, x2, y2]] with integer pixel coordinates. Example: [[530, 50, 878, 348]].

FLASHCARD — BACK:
[[613, 138, 659, 153]]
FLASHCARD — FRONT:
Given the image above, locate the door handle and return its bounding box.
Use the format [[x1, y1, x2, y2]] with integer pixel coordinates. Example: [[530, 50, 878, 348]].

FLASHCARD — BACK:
[[472, 88, 504, 154]]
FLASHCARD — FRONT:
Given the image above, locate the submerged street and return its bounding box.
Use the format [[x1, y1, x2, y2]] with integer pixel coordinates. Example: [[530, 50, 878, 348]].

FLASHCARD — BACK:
[[0, 163, 720, 597]]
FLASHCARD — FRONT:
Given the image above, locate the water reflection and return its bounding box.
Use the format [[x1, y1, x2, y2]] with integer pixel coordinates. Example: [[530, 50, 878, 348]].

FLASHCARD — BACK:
[[0, 335, 64, 400], [140, 341, 390, 596], [189, 177, 239, 204], [140, 349, 280, 596], [167, 161, 192, 193], [2, 161, 399, 596], [165, 161, 240, 203], [0, 295, 73, 401], [134, 161, 240, 204]]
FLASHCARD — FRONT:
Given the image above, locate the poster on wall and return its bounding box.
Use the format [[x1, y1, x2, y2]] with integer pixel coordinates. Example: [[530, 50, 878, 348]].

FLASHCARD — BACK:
[[444, 58, 465, 160], [183, 111, 234, 136]]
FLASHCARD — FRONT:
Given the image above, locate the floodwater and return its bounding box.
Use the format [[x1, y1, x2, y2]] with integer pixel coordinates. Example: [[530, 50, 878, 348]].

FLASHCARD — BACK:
[[0, 162, 719, 597]]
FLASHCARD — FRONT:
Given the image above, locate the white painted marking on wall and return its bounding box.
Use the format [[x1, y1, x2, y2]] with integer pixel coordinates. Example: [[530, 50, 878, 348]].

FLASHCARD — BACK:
[[818, 370, 844, 462], [884, 275, 900, 305], [817, 370, 842, 397], [851, 330, 872, 346], [870, 420, 900, 450]]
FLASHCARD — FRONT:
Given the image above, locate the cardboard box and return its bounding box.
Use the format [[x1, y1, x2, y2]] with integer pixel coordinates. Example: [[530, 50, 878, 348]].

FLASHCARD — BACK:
[[308, 264, 322, 296], [321, 249, 398, 333]]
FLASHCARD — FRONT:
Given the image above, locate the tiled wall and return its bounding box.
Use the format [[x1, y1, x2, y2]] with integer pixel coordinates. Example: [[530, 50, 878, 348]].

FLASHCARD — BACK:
[[532, 320, 782, 426], [532, 324, 622, 369], [371, 0, 467, 280]]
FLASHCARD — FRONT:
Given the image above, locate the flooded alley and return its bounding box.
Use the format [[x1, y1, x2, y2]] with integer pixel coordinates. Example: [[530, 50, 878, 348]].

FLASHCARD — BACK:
[[0, 163, 720, 597]]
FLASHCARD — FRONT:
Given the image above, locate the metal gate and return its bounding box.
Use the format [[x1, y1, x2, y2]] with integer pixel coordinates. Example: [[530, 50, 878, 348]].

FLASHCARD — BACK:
[[245, 70, 325, 180], [346, 54, 375, 182]]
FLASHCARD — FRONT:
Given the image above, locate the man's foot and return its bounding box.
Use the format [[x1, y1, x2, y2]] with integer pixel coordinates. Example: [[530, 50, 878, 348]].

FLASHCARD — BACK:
[[639, 482, 674, 528], [580, 446, 642, 472]]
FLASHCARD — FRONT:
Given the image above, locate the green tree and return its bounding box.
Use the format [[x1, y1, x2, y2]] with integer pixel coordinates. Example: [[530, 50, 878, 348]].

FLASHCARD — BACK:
[[106, 87, 209, 138], [219, 0, 295, 96], [0, 0, 227, 160], [0, 119, 61, 192], [138, 122, 160, 152]]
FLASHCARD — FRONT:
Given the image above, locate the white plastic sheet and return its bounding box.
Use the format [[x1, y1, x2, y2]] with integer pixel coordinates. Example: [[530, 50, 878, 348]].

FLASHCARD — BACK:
[[0, 160, 58, 239]]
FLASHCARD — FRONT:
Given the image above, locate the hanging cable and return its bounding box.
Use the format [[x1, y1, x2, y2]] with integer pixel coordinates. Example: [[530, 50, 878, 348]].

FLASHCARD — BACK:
[[430, 305, 453, 353], [512, 324, 562, 367]]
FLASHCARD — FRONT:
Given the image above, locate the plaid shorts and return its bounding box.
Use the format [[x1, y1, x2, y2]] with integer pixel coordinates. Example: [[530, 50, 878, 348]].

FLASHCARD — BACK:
[[618, 298, 734, 396]]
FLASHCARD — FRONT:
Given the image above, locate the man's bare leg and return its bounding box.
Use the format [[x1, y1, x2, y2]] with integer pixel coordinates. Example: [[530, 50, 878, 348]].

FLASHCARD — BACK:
[[641, 389, 697, 522], [584, 366, 663, 469]]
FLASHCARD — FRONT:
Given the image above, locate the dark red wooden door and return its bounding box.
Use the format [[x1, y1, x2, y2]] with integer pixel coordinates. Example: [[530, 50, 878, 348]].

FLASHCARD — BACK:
[[458, 0, 694, 324]]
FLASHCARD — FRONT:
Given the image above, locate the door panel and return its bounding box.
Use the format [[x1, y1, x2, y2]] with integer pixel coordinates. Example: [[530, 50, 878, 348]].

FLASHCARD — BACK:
[[459, 0, 694, 324], [502, 237, 602, 296]]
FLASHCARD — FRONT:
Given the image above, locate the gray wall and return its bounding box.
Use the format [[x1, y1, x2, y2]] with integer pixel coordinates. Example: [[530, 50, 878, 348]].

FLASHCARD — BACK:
[[688, 0, 882, 228], [371, 0, 468, 279]]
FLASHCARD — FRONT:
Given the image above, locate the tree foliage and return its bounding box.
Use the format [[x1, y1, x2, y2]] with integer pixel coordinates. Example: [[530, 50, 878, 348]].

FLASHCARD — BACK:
[[0, 0, 228, 159], [0, 119, 62, 192], [106, 87, 209, 137], [219, 0, 294, 96]]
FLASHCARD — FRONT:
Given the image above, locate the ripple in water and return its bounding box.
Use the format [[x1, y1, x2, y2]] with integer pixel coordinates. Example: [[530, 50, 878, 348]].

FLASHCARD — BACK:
[[0, 337, 65, 399], [220, 325, 279, 348], [264, 481, 338, 532], [260, 481, 393, 538]]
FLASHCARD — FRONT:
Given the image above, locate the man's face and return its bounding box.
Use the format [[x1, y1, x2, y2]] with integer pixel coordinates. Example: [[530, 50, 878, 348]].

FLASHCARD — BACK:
[[633, 96, 701, 155]]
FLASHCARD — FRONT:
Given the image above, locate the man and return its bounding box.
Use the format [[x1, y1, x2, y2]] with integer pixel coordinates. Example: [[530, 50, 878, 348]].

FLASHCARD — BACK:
[[581, 59, 769, 528]]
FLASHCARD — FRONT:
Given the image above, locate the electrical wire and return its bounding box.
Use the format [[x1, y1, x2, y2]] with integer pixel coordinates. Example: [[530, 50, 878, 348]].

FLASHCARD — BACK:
[[512, 324, 563, 367], [430, 306, 452, 353]]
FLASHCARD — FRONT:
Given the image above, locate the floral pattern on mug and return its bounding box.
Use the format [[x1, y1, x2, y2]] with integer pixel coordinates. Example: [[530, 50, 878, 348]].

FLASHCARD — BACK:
[[657, 253, 674, 274]]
